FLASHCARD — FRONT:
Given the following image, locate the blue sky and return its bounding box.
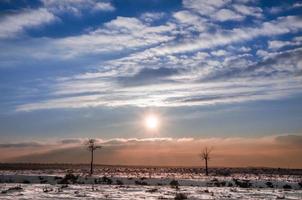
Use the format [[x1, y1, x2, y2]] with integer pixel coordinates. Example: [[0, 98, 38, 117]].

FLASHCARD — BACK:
[[0, 0, 302, 144]]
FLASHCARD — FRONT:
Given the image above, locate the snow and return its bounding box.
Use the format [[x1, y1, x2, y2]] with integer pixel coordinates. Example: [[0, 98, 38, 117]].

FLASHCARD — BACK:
[[0, 168, 301, 199], [1, 183, 302, 199], [0, 173, 301, 189]]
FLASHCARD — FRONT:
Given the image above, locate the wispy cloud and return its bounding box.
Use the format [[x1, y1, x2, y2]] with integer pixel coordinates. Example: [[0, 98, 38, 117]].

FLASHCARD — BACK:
[[213, 8, 245, 21], [41, 0, 115, 15], [0, 8, 56, 38], [0, 0, 302, 112], [142, 15, 302, 56], [268, 36, 302, 50]]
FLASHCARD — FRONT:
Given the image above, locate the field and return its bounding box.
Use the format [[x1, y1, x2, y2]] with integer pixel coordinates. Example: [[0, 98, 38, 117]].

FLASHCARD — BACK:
[[0, 164, 301, 199]]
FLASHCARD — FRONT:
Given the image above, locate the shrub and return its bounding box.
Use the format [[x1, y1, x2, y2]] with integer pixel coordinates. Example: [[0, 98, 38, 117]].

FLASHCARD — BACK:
[[60, 184, 68, 189], [266, 181, 274, 188], [215, 169, 231, 176], [135, 180, 148, 185], [233, 179, 251, 188], [1, 186, 23, 194], [227, 182, 233, 187], [146, 188, 158, 193], [102, 176, 112, 184], [40, 179, 48, 184], [116, 180, 124, 185], [283, 184, 292, 189], [170, 180, 179, 188], [58, 173, 78, 184], [43, 187, 53, 193], [23, 180, 30, 184], [210, 178, 224, 187], [54, 176, 62, 180], [277, 195, 285, 199]]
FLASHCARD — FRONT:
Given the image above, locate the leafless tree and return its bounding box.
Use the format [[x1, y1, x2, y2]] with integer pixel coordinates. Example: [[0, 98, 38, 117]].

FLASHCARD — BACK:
[[86, 139, 102, 175], [200, 147, 212, 176]]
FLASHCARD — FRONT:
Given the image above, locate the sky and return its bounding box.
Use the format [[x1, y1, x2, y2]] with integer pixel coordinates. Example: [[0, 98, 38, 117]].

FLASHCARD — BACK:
[[0, 0, 302, 167]]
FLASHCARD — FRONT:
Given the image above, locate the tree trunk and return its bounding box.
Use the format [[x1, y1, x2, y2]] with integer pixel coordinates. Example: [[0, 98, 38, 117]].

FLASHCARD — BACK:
[[205, 158, 208, 176], [90, 150, 94, 175]]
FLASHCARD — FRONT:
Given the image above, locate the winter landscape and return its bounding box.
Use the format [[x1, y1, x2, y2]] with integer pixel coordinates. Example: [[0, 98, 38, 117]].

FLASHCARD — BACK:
[[1, 0, 302, 199]]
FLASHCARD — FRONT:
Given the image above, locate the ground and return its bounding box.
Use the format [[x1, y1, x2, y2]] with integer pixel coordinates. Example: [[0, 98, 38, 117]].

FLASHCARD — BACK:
[[0, 166, 301, 199], [1, 184, 302, 199]]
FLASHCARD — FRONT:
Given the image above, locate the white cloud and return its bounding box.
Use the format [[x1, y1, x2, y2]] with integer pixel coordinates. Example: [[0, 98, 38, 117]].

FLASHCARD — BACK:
[[1, 3, 302, 112], [256, 49, 269, 58], [94, 2, 115, 11], [183, 0, 230, 16], [268, 38, 302, 50], [183, 0, 249, 22], [0, 8, 56, 38], [136, 15, 302, 57], [213, 9, 244, 21], [43, 16, 176, 58], [16, 73, 302, 111], [104, 16, 144, 31], [233, 4, 262, 18], [268, 40, 292, 50], [173, 10, 209, 32], [41, 0, 115, 15], [293, 2, 302, 8], [140, 12, 165, 23], [211, 49, 228, 56]]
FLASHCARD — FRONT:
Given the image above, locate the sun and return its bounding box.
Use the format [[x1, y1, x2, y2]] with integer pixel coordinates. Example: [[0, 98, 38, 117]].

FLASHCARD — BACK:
[[144, 114, 159, 130]]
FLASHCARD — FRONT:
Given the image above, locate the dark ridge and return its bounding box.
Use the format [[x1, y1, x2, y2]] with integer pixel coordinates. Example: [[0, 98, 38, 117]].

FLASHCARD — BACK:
[[0, 163, 302, 175]]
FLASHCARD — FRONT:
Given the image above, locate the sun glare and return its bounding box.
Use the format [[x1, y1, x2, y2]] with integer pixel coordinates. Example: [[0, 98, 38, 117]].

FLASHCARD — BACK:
[[144, 114, 159, 130]]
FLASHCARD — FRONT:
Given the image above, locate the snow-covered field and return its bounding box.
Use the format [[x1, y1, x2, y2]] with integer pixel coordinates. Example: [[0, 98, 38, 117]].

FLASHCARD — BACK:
[[0, 166, 301, 199], [1, 183, 302, 200]]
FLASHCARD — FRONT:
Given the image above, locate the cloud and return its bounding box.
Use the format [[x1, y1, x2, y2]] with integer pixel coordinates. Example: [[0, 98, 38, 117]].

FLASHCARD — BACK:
[[1, 3, 302, 112], [183, 0, 262, 21], [211, 49, 229, 56], [0, 8, 56, 39], [173, 10, 208, 31], [16, 94, 106, 111], [204, 48, 302, 81], [275, 135, 302, 147], [268, 37, 302, 50], [268, 2, 302, 15], [14, 45, 302, 111], [0, 142, 43, 148], [60, 138, 85, 144], [140, 12, 165, 23], [41, 0, 115, 15], [183, 0, 230, 16], [94, 2, 115, 12], [213, 9, 244, 21], [143, 15, 302, 57], [232, 4, 262, 18], [50, 16, 176, 58], [293, 2, 302, 8], [117, 67, 180, 86], [2, 135, 302, 168]]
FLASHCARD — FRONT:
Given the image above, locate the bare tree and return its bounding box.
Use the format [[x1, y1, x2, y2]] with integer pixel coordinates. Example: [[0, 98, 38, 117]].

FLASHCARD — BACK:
[[86, 139, 102, 175], [200, 147, 212, 176]]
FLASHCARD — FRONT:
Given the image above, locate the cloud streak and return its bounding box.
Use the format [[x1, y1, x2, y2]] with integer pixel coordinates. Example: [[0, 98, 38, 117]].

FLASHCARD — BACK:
[[0, 8, 56, 38], [41, 0, 115, 15]]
